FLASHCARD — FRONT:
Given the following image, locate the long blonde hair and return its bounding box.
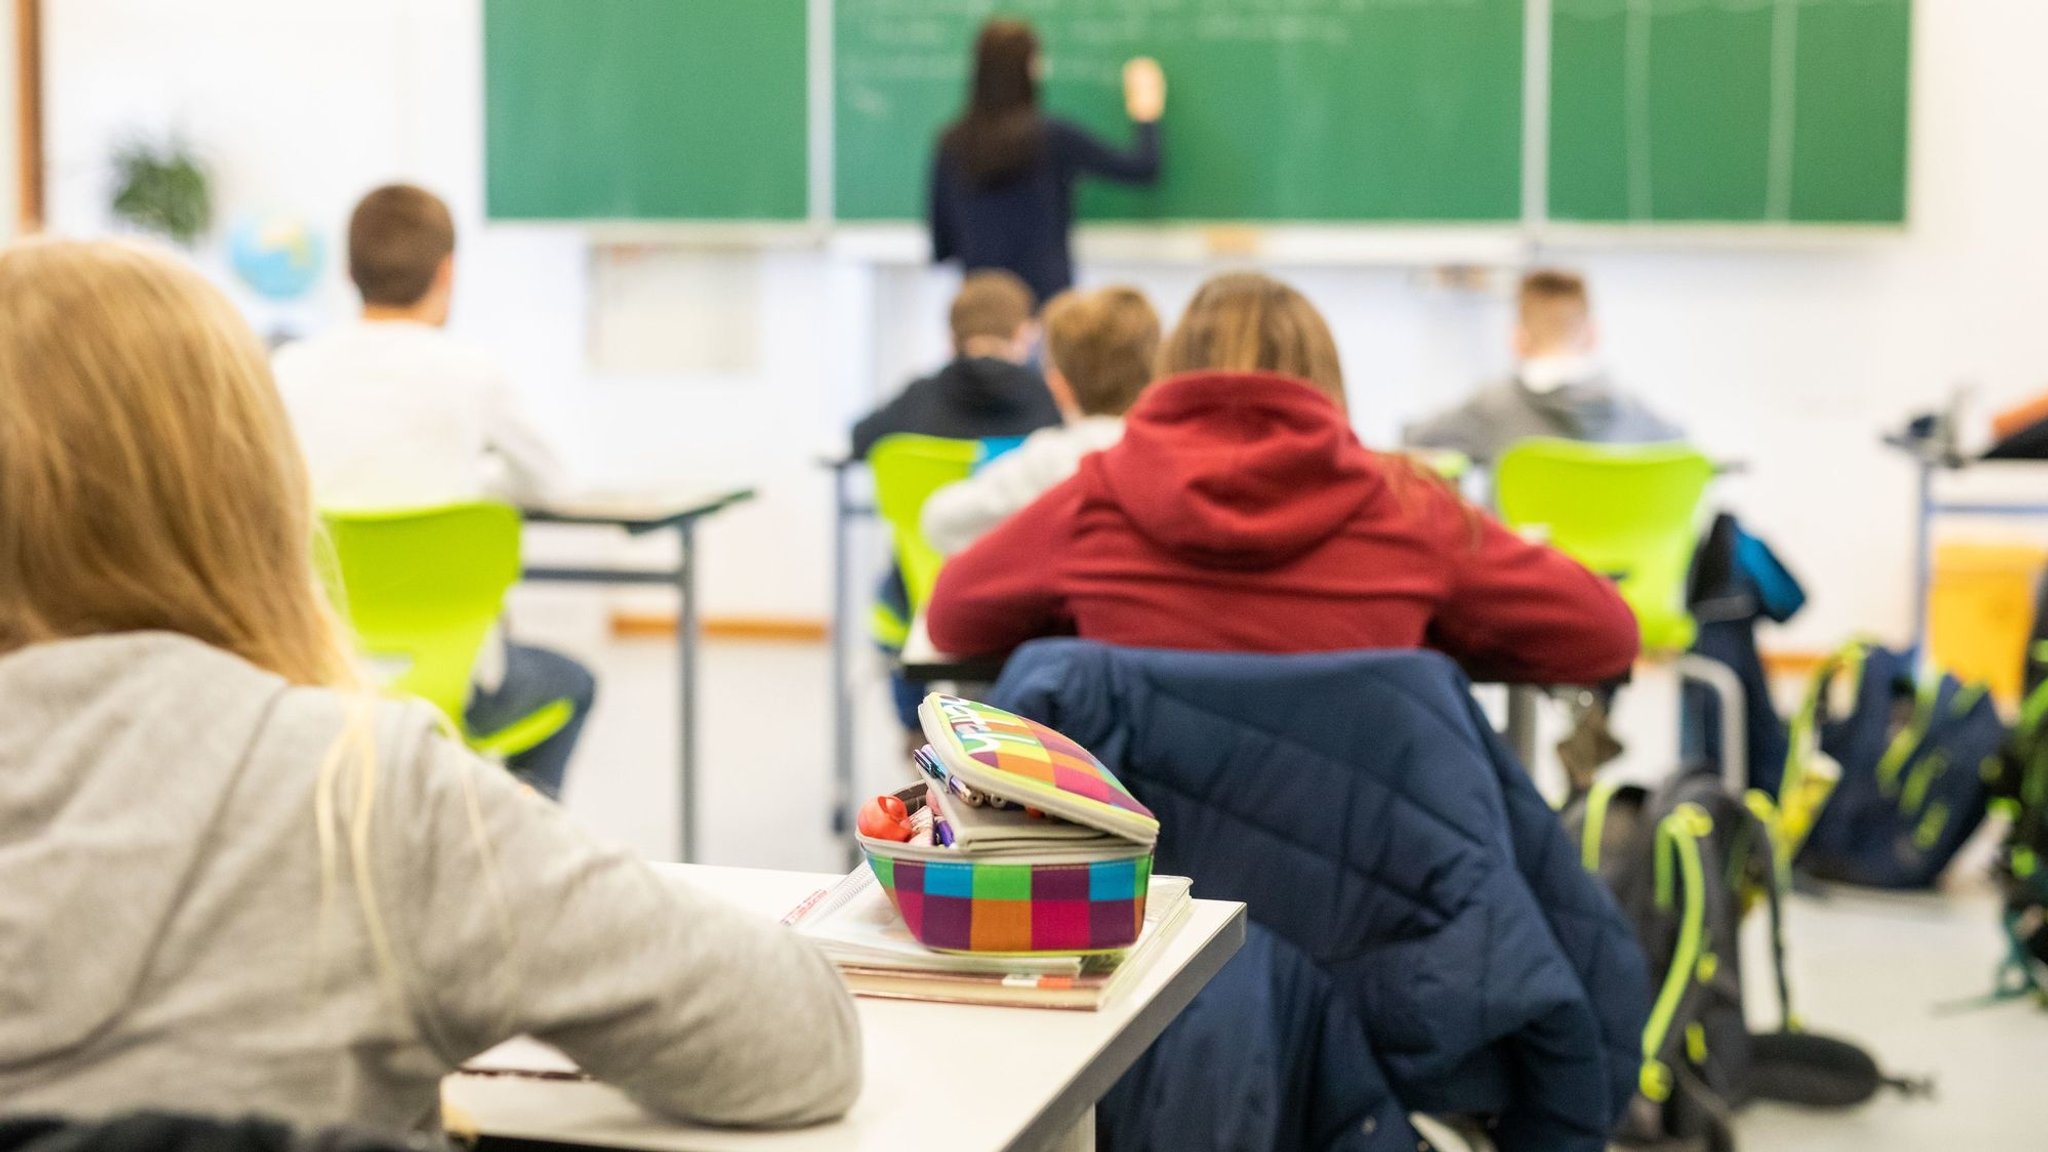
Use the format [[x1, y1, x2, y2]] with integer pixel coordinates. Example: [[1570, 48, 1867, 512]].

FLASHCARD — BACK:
[[0, 240, 506, 1032], [0, 239, 356, 685], [1158, 271, 1348, 410]]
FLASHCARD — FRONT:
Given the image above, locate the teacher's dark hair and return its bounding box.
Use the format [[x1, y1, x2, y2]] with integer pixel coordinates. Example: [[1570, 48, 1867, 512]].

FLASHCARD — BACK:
[[940, 19, 1044, 187]]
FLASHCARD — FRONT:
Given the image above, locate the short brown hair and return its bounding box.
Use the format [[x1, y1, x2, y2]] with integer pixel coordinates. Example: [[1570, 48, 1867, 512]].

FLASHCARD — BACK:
[[950, 270, 1035, 351], [1518, 268, 1592, 350], [347, 184, 455, 308], [1158, 272, 1345, 408], [1043, 287, 1160, 417]]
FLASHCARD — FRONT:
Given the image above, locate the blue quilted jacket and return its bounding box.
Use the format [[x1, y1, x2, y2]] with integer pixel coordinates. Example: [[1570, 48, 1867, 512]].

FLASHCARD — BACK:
[[991, 641, 1649, 1152]]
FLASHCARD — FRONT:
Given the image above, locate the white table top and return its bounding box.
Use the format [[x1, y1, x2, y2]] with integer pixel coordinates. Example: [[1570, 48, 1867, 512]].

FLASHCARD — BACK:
[[442, 864, 1245, 1152], [524, 486, 757, 527], [900, 613, 945, 667]]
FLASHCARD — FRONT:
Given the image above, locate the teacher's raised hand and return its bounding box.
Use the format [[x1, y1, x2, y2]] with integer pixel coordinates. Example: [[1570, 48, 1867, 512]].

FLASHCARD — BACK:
[[1124, 57, 1166, 123]]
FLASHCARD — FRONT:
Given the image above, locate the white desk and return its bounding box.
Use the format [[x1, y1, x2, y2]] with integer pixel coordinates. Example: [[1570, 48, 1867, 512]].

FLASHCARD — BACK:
[[897, 613, 1009, 688], [521, 488, 756, 862], [444, 864, 1246, 1152]]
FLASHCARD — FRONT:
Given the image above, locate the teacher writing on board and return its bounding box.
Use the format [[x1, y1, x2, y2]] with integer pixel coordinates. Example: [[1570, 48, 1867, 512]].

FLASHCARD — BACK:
[[929, 19, 1167, 305]]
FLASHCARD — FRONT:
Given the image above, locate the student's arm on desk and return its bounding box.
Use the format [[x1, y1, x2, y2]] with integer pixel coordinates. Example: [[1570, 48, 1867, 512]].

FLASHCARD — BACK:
[[481, 377, 569, 506], [382, 731, 861, 1127], [926, 477, 1077, 656], [1424, 494, 1641, 686]]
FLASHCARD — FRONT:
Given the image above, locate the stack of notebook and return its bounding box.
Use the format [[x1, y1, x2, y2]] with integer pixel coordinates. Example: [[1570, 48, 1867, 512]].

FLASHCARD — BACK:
[[786, 868, 1195, 1010]]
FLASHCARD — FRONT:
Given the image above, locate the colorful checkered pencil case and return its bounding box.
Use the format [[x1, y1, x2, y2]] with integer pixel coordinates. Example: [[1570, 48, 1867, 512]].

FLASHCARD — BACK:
[[856, 693, 1159, 956]]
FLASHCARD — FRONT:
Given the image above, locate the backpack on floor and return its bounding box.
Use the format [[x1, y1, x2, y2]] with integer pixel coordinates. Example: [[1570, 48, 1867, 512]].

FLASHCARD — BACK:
[[1561, 771, 1918, 1151], [1785, 641, 2002, 890], [1988, 635, 2048, 1002]]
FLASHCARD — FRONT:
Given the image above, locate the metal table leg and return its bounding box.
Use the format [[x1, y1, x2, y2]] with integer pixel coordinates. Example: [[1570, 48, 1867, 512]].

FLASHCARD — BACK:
[[832, 465, 857, 866], [677, 517, 699, 863], [1911, 456, 1933, 660]]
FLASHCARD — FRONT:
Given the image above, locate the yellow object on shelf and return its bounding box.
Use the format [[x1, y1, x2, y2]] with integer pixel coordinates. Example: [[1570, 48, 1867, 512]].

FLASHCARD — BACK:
[[1929, 541, 2048, 706]]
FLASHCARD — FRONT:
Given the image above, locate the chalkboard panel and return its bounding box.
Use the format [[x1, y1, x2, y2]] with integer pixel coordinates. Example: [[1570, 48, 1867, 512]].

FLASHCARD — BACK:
[[834, 0, 1528, 223], [481, 0, 1910, 230], [485, 0, 810, 221], [1548, 0, 1910, 224]]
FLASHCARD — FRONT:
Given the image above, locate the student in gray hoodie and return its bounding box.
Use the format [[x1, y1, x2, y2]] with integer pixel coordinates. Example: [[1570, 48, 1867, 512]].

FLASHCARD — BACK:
[[1405, 269, 1683, 465], [0, 240, 860, 1132]]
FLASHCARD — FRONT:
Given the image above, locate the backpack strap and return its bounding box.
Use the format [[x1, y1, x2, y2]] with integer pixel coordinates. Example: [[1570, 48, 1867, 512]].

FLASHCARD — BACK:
[[1875, 675, 1943, 798], [2019, 644, 2048, 743], [1642, 803, 1715, 1104], [1744, 789, 1799, 1031], [1580, 778, 1628, 873], [1780, 640, 1870, 857]]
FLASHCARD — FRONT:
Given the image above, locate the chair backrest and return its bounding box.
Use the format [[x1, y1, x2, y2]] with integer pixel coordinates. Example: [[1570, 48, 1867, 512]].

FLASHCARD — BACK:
[[1494, 438, 1714, 652], [868, 434, 983, 612], [987, 639, 1649, 1143], [319, 502, 523, 724]]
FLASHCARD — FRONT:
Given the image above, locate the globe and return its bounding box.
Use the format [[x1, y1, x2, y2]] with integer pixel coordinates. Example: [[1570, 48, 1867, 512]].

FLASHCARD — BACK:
[[229, 215, 326, 301]]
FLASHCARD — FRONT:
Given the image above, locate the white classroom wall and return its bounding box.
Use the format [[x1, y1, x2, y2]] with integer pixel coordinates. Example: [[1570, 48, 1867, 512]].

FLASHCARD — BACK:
[[37, 0, 2048, 651]]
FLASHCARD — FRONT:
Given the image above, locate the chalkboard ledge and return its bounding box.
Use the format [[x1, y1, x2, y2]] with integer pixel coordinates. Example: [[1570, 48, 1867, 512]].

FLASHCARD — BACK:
[[1534, 221, 1909, 251], [476, 219, 1908, 262], [488, 219, 830, 249], [832, 223, 1529, 268]]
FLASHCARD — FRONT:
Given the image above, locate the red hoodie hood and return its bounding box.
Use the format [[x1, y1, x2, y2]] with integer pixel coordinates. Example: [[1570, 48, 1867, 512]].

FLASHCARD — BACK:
[[1094, 371, 1381, 569]]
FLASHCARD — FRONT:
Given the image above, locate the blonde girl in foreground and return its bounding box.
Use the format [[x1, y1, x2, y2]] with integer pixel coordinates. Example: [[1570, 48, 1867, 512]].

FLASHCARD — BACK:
[[0, 240, 859, 1128]]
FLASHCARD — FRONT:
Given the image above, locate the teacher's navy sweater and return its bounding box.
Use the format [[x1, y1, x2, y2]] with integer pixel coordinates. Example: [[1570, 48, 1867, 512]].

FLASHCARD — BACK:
[[929, 118, 1161, 304], [927, 371, 1641, 686]]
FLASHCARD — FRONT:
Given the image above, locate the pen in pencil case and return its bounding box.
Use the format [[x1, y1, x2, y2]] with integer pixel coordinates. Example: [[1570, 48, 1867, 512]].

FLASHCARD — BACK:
[[913, 745, 1008, 809]]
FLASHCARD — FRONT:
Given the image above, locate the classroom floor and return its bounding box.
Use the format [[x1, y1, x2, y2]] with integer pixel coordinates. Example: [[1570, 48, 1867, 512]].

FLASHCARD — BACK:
[[507, 592, 2048, 1148]]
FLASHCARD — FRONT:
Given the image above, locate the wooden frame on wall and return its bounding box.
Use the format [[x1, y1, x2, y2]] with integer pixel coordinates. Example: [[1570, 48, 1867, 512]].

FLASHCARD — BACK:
[[15, 0, 39, 232]]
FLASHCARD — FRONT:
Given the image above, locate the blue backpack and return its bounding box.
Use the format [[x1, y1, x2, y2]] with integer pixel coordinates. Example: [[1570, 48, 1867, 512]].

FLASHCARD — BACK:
[[1788, 641, 2002, 890]]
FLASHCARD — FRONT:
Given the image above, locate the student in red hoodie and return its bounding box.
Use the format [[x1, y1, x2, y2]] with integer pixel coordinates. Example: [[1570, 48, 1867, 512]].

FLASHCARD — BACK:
[[925, 272, 1640, 685]]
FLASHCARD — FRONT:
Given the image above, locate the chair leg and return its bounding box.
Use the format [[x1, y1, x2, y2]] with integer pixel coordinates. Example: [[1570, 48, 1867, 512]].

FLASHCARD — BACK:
[[1503, 685, 1541, 768], [1675, 653, 1748, 794]]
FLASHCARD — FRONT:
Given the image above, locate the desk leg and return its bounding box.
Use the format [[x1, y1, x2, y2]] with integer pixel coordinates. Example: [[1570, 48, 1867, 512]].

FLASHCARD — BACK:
[[1043, 1107, 1094, 1152], [831, 467, 856, 866], [1911, 457, 1933, 661], [677, 518, 700, 864]]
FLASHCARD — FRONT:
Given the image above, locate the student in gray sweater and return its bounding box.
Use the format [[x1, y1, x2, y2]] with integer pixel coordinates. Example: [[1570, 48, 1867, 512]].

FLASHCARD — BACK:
[[0, 240, 859, 1132], [1405, 269, 1683, 465]]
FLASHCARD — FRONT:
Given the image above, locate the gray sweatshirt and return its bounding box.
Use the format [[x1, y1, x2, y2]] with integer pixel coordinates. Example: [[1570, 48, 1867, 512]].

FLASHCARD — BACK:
[[0, 632, 859, 1131], [1403, 371, 1684, 465]]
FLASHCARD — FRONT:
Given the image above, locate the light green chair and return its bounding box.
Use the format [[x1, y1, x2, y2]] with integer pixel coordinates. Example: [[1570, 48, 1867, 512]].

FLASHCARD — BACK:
[[867, 434, 984, 646], [1495, 439, 1715, 653], [319, 502, 573, 760]]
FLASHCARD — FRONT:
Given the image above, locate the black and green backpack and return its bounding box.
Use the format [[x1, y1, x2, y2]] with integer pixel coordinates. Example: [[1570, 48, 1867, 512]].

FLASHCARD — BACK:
[[1786, 640, 2002, 890], [1988, 645, 2048, 1002], [1561, 770, 1924, 1150]]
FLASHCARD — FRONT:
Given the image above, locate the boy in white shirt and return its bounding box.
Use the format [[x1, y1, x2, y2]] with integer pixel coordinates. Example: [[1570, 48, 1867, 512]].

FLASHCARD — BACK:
[[923, 286, 1160, 556], [274, 184, 592, 798]]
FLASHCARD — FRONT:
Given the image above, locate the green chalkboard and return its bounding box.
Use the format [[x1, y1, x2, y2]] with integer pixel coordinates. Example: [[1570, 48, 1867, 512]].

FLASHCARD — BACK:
[[834, 0, 1528, 223], [1548, 0, 1910, 224], [485, 0, 809, 221]]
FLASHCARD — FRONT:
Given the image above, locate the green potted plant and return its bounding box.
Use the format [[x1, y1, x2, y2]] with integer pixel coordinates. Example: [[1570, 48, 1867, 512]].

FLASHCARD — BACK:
[[110, 137, 213, 247]]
